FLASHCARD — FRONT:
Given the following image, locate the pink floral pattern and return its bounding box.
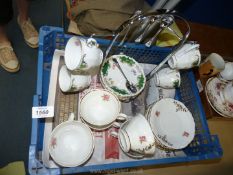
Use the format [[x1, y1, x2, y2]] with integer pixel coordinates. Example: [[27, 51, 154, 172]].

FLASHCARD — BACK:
[[182, 131, 189, 137], [51, 137, 57, 149], [112, 63, 116, 70], [155, 111, 160, 117], [102, 94, 110, 101], [139, 136, 147, 144], [216, 83, 221, 90], [75, 41, 80, 46], [228, 103, 233, 110], [206, 78, 233, 117]]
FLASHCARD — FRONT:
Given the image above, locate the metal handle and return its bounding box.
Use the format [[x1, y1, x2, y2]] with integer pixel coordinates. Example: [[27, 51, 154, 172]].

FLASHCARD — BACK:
[[104, 11, 190, 76], [145, 15, 191, 80], [145, 15, 174, 47]]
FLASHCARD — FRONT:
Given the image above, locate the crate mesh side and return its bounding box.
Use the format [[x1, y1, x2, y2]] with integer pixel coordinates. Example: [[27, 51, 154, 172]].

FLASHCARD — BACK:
[[179, 71, 221, 157]]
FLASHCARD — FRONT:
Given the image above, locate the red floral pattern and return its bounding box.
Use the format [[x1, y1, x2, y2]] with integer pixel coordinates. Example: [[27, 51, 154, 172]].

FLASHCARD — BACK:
[[207, 78, 233, 117], [228, 103, 233, 110], [102, 94, 110, 101], [155, 111, 160, 117], [112, 63, 116, 70], [139, 136, 147, 144], [182, 131, 189, 137], [216, 83, 221, 90], [51, 137, 57, 149], [75, 41, 80, 46]]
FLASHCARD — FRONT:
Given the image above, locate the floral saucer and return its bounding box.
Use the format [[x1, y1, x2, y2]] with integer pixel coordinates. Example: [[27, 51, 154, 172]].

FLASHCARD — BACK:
[[100, 54, 146, 101], [146, 98, 195, 150], [205, 77, 233, 118]]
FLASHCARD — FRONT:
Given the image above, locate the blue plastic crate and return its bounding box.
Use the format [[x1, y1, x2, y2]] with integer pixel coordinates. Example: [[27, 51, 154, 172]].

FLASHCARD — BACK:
[[29, 26, 223, 175]]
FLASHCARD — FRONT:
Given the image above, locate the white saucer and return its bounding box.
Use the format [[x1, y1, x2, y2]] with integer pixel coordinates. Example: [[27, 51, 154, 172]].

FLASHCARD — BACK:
[[205, 77, 233, 118], [146, 98, 195, 150]]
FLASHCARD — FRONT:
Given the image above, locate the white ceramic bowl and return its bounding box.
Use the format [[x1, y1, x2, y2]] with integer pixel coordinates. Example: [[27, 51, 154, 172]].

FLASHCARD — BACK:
[[146, 98, 195, 149], [79, 89, 127, 129], [49, 121, 94, 167]]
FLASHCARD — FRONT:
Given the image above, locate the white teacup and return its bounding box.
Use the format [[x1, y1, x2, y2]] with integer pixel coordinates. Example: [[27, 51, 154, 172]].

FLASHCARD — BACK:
[[199, 53, 225, 78], [79, 89, 127, 130], [112, 114, 156, 156], [59, 65, 91, 93], [168, 48, 201, 69], [173, 43, 200, 57], [64, 37, 103, 73], [220, 82, 233, 104], [48, 113, 94, 167], [219, 62, 233, 82], [154, 67, 181, 88]]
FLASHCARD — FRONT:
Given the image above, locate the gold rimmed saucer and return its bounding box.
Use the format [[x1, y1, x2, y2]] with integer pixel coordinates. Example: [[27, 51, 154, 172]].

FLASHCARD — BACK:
[[205, 77, 233, 118]]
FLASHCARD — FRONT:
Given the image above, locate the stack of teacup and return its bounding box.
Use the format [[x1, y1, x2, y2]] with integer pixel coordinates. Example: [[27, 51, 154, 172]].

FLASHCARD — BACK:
[[154, 42, 201, 89], [59, 36, 103, 93]]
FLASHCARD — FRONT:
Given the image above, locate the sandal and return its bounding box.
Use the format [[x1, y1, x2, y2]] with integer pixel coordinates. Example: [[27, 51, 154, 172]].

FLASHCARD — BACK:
[[17, 17, 39, 48], [0, 42, 20, 73]]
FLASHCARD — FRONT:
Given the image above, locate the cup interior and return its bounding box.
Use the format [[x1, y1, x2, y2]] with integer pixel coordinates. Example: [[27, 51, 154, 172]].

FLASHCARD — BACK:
[[49, 121, 94, 167], [80, 89, 121, 126], [147, 98, 195, 149]]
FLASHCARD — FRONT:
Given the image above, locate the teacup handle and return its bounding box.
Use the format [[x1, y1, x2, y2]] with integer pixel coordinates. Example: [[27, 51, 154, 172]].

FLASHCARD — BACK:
[[68, 113, 75, 121], [116, 113, 128, 122], [110, 131, 118, 138], [86, 38, 98, 48]]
